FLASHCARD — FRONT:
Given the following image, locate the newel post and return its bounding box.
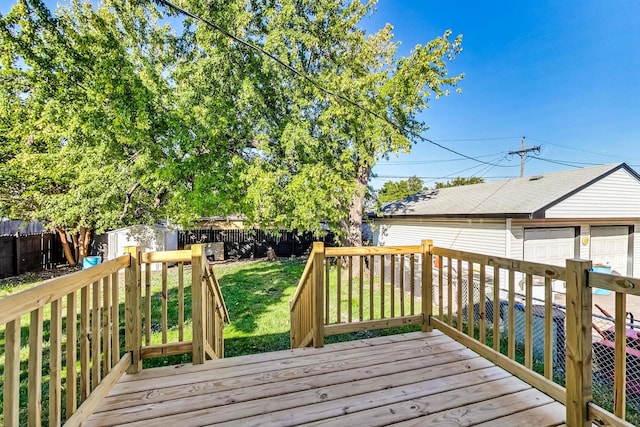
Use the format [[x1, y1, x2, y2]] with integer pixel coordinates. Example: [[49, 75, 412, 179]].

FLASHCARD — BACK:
[[421, 240, 434, 332], [565, 259, 593, 427], [191, 244, 205, 364], [312, 242, 325, 348], [124, 246, 142, 374]]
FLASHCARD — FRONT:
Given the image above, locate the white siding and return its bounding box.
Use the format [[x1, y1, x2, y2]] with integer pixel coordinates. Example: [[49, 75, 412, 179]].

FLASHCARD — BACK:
[[509, 225, 524, 260], [374, 219, 507, 257], [546, 169, 640, 218]]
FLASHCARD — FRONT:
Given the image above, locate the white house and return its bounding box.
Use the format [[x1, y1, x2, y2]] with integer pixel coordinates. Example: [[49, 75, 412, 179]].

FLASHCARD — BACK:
[[372, 163, 640, 278]]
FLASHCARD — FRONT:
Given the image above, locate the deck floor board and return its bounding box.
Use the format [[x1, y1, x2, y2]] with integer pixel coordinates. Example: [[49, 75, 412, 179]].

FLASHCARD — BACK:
[[87, 331, 566, 426]]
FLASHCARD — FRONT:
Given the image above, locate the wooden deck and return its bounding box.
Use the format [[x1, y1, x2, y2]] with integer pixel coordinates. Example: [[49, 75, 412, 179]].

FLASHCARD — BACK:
[[86, 330, 567, 426]]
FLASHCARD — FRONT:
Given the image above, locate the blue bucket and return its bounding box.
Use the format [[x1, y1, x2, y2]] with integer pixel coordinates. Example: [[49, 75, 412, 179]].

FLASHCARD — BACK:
[[82, 256, 102, 270], [592, 265, 612, 295]]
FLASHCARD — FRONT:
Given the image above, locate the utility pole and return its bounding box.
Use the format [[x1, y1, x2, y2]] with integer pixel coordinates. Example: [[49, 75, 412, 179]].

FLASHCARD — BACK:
[[508, 137, 541, 177]]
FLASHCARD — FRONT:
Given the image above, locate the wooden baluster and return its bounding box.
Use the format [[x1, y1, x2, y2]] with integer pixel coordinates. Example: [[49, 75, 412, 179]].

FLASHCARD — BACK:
[[50, 299, 62, 426], [438, 256, 444, 319], [145, 264, 151, 346], [178, 262, 184, 341], [410, 253, 415, 316], [348, 257, 353, 323], [102, 276, 111, 376], [525, 274, 533, 369], [336, 260, 342, 323], [544, 277, 553, 379], [614, 290, 627, 418], [325, 257, 330, 324], [467, 262, 474, 337], [508, 269, 516, 359], [80, 285, 90, 400], [456, 259, 463, 331], [162, 262, 168, 344], [493, 266, 501, 352], [399, 254, 405, 317], [359, 255, 364, 321], [390, 255, 395, 318], [66, 291, 78, 415], [479, 265, 486, 344], [4, 317, 21, 427], [28, 307, 44, 426], [92, 281, 101, 390], [447, 258, 453, 325], [369, 255, 374, 320], [422, 240, 433, 332], [380, 256, 385, 319], [111, 271, 120, 366]]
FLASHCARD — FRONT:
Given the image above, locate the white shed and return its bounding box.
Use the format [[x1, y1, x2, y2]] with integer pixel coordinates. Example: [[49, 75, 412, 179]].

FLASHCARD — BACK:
[[107, 225, 178, 271], [372, 163, 640, 278]]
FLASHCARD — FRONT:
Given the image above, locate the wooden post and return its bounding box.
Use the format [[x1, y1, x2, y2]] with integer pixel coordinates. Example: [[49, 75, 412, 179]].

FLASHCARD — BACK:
[[312, 242, 325, 348], [191, 244, 205, 364], [124, 246, 142, 374], [565, 259, 593, 427], [422, 240, 433, 332]]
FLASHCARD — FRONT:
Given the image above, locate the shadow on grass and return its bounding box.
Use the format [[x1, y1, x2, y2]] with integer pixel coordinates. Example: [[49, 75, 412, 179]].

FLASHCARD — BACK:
[[217, 259, 305, 335], [225, 332, 291, 357]]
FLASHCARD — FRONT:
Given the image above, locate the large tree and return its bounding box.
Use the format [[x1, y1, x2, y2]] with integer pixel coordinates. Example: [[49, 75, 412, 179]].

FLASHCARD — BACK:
[[181, 0, 464, 246], [1, 0, 463, 257], [0, 0, 174, 263], [435, 176, 484, 188]]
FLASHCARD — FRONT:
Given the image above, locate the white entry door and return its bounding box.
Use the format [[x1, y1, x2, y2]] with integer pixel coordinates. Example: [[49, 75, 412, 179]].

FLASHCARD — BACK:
[[524, 228, 577, 266], [590, 226, 630, 276]]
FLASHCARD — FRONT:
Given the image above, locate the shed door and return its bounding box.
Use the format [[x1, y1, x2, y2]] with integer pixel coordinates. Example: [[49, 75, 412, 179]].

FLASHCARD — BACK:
[[590, 226, 630, 276], [524, 228, 577, 266]]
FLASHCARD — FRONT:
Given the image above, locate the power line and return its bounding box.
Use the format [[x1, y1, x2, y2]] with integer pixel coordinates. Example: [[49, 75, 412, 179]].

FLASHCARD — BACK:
[[153, 0, 513, 167]]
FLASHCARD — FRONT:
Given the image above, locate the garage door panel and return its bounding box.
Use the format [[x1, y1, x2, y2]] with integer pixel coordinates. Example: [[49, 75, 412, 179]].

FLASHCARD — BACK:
[[590, 226, 629, 276], [524, 228, 576, 267]]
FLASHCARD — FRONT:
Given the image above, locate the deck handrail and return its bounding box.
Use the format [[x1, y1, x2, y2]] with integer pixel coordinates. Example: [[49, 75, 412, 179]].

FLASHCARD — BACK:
[[0, 243, 228, 426], [290, 241, 635, 426], [1, 254, 131, 426]]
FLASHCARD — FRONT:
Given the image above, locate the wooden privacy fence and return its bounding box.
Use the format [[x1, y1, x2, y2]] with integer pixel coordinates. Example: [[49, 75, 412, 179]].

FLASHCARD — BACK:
[[0, 233, 64, 278], [0, 244, 228, 426], [291, 240, 634, 426]]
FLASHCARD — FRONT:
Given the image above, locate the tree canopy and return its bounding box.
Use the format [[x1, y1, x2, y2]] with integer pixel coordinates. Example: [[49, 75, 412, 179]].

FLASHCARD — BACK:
[[377, 176, 425, 205], [434, 176, 484, 188], [0, 0, 463, 253]]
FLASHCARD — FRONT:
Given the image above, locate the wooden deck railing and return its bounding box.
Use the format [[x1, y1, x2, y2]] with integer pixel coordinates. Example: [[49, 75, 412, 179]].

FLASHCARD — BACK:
[[0, 243, 228, 426], [588, 270, 640, 422], [291, 241, 634, 426], [290, 241, 430, 348]]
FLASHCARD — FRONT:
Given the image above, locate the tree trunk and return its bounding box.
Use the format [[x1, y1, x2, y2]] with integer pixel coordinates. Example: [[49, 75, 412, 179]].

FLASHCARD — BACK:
[[78, 226, 91, 264], [56, 226, 77, 266], [341, 165, 370, 248]]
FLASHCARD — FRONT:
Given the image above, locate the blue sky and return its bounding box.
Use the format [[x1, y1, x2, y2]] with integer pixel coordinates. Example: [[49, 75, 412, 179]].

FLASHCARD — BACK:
[[363, 1, 640, 189], [3, 1, 640, 189]]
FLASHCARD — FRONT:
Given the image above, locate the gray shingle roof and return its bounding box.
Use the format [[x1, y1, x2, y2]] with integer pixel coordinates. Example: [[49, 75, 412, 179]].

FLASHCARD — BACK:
[[377, 163, 635, 219]]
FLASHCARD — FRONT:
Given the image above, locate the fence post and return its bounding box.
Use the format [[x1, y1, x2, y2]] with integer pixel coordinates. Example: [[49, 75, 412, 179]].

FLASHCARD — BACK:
[[422, 240, 434, 332], [124, 246, 142, 374], [15, 234, 21, 275], [192, 244, 205, 364], [312, 242, 325, 348], [565, 258, 593, 427]]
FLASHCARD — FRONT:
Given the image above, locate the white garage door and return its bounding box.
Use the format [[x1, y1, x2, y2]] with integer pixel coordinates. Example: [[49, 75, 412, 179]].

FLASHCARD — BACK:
[[590, 226, 629, 276], [524, 228, 577, 266]]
